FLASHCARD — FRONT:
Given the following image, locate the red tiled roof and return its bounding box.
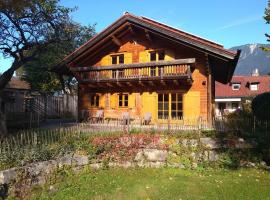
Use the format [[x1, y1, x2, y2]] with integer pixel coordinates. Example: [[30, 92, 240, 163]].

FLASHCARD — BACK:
[[5, 78, 30, 90], [215, 76, 270, 98]]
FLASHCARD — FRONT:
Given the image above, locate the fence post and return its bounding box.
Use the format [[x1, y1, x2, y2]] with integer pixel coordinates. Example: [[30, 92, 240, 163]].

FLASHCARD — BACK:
[[253, 116, 256, 134], [44, 95, 47, 121], [168, 118, 171, 134]]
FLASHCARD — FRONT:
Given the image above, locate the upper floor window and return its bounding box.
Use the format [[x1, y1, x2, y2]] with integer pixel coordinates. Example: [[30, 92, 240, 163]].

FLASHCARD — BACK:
[[90, 95, 99, 107], [250, 83, 258, 91], [119, 94, 128, 107], [232, 83, 241, 90], [111, 54, 124, 65], [149, 50, 165, 61]]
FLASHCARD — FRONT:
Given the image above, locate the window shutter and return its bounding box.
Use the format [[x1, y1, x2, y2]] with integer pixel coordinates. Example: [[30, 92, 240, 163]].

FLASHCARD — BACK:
[[183, 91, 200, 119], [128, 93, 135, 108], [124, 53, 132, 64], [110, 94, 117, 109], [99, 94, 105, 108], [139, 51, 149, 62]]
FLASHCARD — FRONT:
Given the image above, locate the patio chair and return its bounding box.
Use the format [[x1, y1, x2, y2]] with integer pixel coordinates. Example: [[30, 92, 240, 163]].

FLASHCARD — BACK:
[[122, 112, 130, 125], [95, 109, 104, 123], [143, 112, 152, 125]]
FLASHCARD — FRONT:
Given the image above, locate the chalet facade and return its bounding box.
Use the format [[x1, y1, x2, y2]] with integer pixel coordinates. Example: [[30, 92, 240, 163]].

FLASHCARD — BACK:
[[57, 13, 240, 126]]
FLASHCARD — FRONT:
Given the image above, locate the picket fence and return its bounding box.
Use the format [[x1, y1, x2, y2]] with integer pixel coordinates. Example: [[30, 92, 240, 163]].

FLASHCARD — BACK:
[[1, 116, 269, 155]]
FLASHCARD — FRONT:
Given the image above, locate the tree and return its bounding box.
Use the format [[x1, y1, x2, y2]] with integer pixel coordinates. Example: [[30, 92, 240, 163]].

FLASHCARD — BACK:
[[16, 23, 95, 93], [0, 0, 95, 135], [263, 0, 270, 52]]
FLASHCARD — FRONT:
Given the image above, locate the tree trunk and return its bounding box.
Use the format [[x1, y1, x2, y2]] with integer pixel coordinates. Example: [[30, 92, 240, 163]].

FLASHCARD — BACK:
[[0, 96, 7, 137], [0, 60, 22, 136]]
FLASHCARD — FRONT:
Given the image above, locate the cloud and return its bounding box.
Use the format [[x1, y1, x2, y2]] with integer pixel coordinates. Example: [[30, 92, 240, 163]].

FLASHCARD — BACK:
[[217, 14, 262, 30]]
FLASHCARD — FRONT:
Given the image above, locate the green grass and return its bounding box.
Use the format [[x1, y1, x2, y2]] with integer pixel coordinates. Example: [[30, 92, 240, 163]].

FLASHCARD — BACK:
[[30, 168, 270, 200]]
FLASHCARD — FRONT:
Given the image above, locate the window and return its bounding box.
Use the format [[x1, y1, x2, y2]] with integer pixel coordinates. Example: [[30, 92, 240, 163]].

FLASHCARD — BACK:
[[231, 102, 239, 110], [158, 94, 169, 119], [158, 93, 183, 119], [150, 67, 156, 77], [232, 83, 240, 90], [149, 51, 165, 61], [90, 95, 99, 107], [111, 54, 124, 65], [171, 94, 183, 119], [119, 94, 128, 107], [250, 83, 258, 91]]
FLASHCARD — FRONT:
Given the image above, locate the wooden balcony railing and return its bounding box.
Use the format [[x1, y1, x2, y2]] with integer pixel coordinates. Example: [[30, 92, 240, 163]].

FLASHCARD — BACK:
[[73, 58, 195, 83]]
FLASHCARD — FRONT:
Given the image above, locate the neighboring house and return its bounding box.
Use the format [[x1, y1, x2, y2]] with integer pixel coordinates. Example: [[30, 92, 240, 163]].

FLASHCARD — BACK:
[[215, 72, 270, 117], [1, 77, 31, 114], [56, 12, 239, 126]]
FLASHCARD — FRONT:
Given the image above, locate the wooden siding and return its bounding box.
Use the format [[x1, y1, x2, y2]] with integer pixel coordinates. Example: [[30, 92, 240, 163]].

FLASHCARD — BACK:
[[77, 33, 211, 123]]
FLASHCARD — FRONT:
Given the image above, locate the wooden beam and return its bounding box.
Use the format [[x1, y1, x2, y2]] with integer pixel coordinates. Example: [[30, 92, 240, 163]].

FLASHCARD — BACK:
[[206, 53, 213, 127], [161, 80, 166, 86], [126, 82, 133, 87], [148, 81, 155, 86], [116, 82, 123, 87], [128, 25, 135, 35], [77, 28, 131, 66], [106, 83, 114, 87], [145, 30, 152, 41], [112, 35, 121, 46], [65, 23, 130, 65], [138, 81, 145, 87]]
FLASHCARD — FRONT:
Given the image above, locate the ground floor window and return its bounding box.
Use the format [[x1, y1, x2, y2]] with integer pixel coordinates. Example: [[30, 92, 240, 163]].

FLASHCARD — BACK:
[[171, 93, 183, 119], [119, 94, 128, 107], [158, 94, 169, 119], [90, 95, 99, 107], [158, 93, 183, 119]]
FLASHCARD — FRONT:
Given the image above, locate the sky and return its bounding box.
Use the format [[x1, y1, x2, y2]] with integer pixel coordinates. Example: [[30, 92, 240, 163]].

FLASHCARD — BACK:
[[0, 0, 269, 73]]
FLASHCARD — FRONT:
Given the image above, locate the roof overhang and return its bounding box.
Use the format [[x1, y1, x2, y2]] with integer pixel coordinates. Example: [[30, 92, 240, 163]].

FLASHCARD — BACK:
[[55, 13, 240, 84]]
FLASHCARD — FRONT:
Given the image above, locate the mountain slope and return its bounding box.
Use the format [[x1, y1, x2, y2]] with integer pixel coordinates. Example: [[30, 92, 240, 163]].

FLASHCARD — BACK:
[[230, 43, 270, 75]]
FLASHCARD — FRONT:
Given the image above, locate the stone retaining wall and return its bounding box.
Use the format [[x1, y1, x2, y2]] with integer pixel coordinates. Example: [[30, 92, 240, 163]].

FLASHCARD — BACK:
[[0, 137, 256, 187]]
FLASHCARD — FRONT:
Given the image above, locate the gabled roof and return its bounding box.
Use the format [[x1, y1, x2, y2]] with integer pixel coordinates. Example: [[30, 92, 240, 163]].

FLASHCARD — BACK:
[[57, 12, 240, 83], [215, 76, 270, 98]]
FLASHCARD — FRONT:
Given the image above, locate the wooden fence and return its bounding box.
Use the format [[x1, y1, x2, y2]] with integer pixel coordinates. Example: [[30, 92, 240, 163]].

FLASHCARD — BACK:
[[1, 116, 270, 155], [213, 117, 270, 134], [5, 94, 78, 129]]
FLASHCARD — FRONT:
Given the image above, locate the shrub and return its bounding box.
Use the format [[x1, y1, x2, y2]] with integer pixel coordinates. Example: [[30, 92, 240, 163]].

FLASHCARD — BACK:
[[252, 92, 270, 120]]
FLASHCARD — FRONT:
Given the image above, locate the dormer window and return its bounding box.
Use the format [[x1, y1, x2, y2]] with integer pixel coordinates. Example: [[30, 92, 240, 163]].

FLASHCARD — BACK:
[[250, 83, 258, 91], [232, 83, 241, 90], [111, 54, 124, 65]]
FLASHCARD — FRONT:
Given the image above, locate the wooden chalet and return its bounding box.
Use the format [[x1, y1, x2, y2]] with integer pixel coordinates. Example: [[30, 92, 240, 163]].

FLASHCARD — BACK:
[[56, 12, 240, 126]]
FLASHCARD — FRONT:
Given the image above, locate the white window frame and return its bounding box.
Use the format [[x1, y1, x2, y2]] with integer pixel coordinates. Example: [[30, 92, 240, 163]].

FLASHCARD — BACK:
[[250, 83, 258, 91], [232, 83, 241, 90]]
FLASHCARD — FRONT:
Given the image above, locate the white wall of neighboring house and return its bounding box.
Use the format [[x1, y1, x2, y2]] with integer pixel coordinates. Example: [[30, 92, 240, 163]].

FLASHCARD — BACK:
[[215, 98, 241, 117]]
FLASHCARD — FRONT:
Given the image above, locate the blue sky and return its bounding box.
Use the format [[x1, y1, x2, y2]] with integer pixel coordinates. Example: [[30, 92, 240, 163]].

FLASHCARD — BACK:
[[0, 0, 268, 72]]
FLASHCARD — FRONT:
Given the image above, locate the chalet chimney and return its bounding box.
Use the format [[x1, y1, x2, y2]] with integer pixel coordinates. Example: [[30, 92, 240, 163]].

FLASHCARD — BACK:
[[251, 68, 259, 76]]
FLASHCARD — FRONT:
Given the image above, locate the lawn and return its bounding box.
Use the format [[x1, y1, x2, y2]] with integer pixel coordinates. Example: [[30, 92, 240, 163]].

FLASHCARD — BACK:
[[30, 168, 270, 200]]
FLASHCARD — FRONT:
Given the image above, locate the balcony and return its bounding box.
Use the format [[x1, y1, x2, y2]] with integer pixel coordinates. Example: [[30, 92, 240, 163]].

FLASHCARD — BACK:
[[72, 58, 195, 85]]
